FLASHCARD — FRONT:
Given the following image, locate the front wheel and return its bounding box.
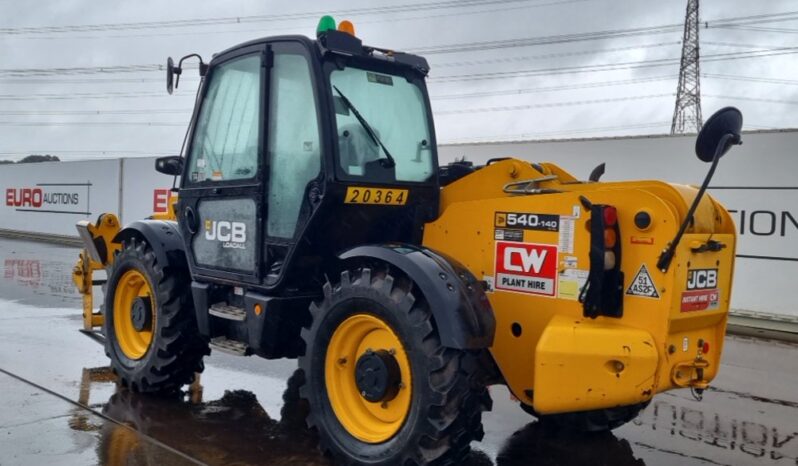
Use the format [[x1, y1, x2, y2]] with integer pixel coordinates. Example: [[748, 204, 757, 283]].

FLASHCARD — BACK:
[[298, 267, 491, 465], [104, 237, 208, 393]]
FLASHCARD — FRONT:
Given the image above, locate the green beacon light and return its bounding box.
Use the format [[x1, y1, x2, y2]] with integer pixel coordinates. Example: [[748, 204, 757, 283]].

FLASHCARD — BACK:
[[317, 15, 336, 36]]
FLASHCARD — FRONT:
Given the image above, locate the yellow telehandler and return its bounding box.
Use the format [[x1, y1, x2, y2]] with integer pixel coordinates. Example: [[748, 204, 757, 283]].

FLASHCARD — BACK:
[[73, 16, 741, 465]]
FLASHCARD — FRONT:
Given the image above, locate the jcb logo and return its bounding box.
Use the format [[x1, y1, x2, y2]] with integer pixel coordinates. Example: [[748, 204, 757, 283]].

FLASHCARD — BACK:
[[503, 246, 548, 274], [205, 220, 246, 248], [686, 269, 718, 290]]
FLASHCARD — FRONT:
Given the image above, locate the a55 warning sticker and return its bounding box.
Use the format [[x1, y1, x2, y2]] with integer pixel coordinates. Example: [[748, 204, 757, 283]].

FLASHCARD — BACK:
[[345, 187, 408, 205], [495, 212, 559, 232], [494, 241, 558, 297]]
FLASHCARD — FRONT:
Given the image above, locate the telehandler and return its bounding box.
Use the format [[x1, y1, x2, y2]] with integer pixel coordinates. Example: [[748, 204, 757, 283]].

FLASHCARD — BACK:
[[73, 16, 742, 465]]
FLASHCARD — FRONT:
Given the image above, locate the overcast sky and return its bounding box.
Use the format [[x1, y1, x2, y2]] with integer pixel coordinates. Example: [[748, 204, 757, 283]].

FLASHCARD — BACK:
[[1, 0, 797, 161]]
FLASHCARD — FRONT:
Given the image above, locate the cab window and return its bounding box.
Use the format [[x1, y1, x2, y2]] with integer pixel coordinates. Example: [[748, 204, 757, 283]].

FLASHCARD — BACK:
[[330, 66, 433, 183], [265, 51, 322, 239], [187, 54, 262, 183]]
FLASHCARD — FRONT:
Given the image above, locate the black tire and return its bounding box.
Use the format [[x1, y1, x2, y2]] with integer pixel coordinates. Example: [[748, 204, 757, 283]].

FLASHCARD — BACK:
[[104, 237, 209, 393], [530, 401, 649, 433], [298, 266, 491, 466]]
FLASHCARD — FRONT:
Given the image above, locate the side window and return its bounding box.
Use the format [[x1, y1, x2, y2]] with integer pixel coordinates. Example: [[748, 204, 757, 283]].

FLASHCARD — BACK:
[[187, 54, 262, 183], [266, 52, 321, 239]]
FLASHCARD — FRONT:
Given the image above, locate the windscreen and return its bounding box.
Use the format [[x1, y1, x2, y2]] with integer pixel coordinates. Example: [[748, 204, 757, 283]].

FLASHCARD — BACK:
[[330, 67, 434, 182]]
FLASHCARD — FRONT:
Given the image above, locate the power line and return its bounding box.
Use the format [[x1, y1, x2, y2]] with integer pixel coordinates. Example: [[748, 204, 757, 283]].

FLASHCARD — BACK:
[[703, 73, 798, 85], [0, 150, 174, 156], [2, 12, 796, 81], [0, 109, 191, 116], [714, 25, 798, 34], [704, 94, 798, 106], [0, 92, 183, 101], [706, 11, 798, 27], [429, 47, 798, 83], [6, 0, 589, 41], [0, 64, 164, 77], [441, 121, 673, 143], [0, 42, 679, 78], [0, 121, 185, 127], [431, 75, 674, 100], [435, 93, 672, 115], [0, 77, 182, 84], [433, 42, 681, 68], [414, 10, 798, 55], [0, 0, 557, 35]]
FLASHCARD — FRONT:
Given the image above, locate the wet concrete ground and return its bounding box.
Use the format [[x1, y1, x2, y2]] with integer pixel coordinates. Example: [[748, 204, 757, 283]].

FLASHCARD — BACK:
[[0, 237, 796, 466]]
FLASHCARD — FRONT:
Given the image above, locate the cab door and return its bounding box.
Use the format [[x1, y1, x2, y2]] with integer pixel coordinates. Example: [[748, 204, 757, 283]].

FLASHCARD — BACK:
[[178, 44, 267, 285], [261, 41, 324, 284]]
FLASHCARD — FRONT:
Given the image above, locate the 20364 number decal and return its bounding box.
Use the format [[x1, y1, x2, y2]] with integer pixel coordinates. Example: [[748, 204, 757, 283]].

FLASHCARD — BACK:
[[345, 187, 408, 205]]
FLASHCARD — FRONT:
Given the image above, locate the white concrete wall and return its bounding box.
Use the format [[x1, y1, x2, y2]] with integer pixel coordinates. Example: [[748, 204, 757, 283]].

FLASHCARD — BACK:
[[440, 129, 798, 318], [0, 159, 121, 238], [0, 129, 795, 318], [0, 158, 174, 237]]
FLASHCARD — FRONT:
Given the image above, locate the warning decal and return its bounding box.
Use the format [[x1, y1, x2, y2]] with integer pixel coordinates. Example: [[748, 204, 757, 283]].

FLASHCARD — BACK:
[[495, 241, 558, 297], [625, 264, 660, 298]]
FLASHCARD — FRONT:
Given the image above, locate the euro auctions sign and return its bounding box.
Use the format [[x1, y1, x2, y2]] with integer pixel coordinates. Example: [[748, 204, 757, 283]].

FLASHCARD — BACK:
[[495, 241, 558, 297], [5, 184, 91, 215]]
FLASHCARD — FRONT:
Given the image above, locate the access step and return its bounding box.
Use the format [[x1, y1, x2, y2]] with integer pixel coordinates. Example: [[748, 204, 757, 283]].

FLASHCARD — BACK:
[[210, 337, 250, 356], [209, 303, 247, 321]]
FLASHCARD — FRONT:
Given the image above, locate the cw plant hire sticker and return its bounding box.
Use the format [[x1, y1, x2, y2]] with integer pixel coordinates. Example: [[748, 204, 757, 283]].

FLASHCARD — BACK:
[[625, 264, 660, 298], [494, 241, 558, 297]]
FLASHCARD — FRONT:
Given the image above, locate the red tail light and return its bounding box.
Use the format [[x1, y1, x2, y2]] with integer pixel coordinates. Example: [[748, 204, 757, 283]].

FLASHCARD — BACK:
[[582, 204, 623, 318], [603, 206, 618, 226]]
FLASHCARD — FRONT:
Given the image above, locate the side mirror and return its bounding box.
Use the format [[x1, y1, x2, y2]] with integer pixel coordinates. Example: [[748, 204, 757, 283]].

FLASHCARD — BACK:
[[657, 106, 744, 272], [166, 57, 182, 95], [695, 106, 743, 162], [155, 155, 183, 176]]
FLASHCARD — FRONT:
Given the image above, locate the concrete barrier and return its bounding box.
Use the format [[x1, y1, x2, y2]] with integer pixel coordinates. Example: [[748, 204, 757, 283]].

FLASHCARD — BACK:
[[1, 128, 795, 321]]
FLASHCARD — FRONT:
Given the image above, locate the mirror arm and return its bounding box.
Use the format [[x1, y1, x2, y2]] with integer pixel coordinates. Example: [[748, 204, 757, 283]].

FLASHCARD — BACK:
[[656, 133, 736, 273]]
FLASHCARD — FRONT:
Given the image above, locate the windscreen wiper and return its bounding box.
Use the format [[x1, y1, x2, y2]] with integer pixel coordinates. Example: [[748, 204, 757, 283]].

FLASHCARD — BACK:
[[333, 86, 396, 168]]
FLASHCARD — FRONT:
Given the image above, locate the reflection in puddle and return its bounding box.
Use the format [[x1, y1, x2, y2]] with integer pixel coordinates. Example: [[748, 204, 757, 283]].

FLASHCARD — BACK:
[[72, 367, 328, 465], [71, 367, 650, 466], [495, 422, 645, 466], [1, 255, 82, 306], [632, 397, 798, 463]]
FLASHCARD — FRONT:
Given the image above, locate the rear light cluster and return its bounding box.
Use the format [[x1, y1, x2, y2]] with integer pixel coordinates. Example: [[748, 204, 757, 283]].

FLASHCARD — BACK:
[[582, 204, 624, 318], [603, 206, 618, 270]]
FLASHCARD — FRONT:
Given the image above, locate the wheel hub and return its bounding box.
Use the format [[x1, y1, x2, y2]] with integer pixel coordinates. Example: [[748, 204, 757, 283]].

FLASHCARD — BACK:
[[355, 349, 401, 402], [130, 297, 152, 332]]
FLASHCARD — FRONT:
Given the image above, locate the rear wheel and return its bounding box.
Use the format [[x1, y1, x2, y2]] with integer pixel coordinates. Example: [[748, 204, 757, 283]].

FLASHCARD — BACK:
[[299, 267, 490, 465], [104, 238, 208, 393]]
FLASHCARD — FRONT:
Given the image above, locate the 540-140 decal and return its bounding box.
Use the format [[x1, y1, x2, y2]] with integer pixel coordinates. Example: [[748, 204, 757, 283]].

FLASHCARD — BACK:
[[495, 212, 559, 232], [345, 187, 408, 205]]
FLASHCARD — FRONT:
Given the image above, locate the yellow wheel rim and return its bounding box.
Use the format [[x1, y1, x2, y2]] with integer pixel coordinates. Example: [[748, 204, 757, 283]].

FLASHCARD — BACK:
[[325, 314, 412, 443], [113, 269, 155, 360]]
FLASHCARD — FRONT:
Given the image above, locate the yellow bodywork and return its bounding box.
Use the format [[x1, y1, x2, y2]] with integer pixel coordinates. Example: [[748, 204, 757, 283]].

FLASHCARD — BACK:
[[423, 159, 736, 414], [72, 195, 176, 331], [72, 213, 121, 330]]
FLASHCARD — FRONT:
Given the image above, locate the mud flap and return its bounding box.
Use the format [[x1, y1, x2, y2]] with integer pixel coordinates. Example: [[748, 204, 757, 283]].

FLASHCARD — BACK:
[[533, 315, 658, 414]]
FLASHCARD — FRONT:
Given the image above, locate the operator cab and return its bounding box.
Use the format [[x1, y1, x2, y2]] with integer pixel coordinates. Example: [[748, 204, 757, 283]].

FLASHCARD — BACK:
[[167, 18, 440, 295]]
